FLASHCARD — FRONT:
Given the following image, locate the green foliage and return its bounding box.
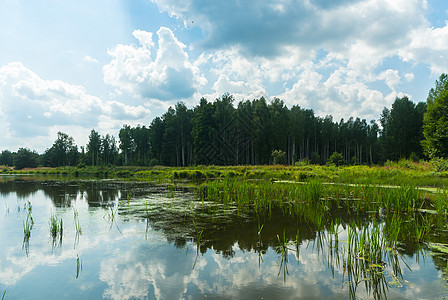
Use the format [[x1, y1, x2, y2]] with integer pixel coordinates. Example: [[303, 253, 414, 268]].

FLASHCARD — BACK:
[[295, 158, 310, 166], [422, 74, 448, 158], [327, 152, 345, 166], [431, 157, 448, 172], [0, 150, 14, 166], [310, 152, 320, 165], [148, 158, 159, 167], [380, 96, 426, 161], [14, 148, 39, 170], [409, 152, 419, 162], [271, 150, 286, 165], [43, 132, 78, 167]]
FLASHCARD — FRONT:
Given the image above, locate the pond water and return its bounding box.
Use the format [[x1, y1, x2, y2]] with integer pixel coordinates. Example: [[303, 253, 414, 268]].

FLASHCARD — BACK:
[[1, 176, 448, 299]]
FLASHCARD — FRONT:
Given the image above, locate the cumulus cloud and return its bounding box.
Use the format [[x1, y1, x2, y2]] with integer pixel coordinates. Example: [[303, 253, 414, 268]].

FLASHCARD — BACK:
[[398, 22, 448, 74], [148, 0, 444, 121], [378, 69, 401, 90], [0, 62, 103, 136], [279, 66, 399, 121], [153, 0, 426, 65], [104, 27, 206, 100], [0, 62, 150, 151]]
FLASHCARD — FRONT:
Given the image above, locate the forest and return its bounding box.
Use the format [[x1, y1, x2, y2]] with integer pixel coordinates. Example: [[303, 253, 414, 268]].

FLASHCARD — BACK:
[[1, 74, 447, 169]]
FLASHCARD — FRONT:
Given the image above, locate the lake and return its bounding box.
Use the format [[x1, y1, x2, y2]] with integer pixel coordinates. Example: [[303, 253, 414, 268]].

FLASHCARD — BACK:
[[0, 176, 447, 299]]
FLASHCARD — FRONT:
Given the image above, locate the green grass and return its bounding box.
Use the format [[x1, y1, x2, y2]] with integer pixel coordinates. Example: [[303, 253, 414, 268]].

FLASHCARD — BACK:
[[4, 160, 448, 189], [49, 214, 63, 246], [73, 208, 82, 236]]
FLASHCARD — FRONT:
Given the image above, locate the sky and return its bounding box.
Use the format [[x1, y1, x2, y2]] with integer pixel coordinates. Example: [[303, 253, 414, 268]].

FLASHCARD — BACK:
[[0, 0, 447, 153]]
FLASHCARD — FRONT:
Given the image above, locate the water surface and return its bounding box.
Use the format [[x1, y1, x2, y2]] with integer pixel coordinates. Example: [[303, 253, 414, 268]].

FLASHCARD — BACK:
[[0, 176, 447, 299]]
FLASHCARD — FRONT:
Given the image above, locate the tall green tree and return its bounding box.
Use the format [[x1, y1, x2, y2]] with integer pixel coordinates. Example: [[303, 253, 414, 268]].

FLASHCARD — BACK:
[[422, 74, 448, 158], [119, 125, 135, 165], [192, 98, 215, 165], [380, 96, 425, 161], [87, 129, 101, 166], [43, 132, 78, 167], [14, 148, 39, 170], [0, 150, 14, 166]]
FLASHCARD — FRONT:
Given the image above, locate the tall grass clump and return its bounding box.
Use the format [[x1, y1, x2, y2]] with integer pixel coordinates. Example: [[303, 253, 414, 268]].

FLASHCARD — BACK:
[[73, 208, 82, 236], [49, 214, 63, 246], [23, 202, 34, 238]]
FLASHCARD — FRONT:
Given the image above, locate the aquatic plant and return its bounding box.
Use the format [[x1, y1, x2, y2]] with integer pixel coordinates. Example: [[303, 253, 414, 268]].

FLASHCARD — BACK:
[[23, 212, 33, 238], [76, 254, 83, 279], [49, 214, 63, 246], [73, 208, 82, 236]]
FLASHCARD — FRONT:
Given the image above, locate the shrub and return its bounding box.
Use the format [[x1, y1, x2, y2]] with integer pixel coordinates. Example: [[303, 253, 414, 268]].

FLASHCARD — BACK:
[[148, 158, 159, 167], [327, 152, 345, 167], [310, 152, 320, 165], [271, 150, 286, 165], [409, 152, 419, 162]]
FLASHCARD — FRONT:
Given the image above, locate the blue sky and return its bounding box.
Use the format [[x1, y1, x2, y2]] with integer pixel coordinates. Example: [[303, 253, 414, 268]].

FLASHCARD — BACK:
[[0, 0, 447, 152]]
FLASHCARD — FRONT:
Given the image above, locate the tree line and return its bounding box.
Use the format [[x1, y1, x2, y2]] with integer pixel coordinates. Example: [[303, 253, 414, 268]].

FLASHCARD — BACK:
[[2, 74, 448, 169]]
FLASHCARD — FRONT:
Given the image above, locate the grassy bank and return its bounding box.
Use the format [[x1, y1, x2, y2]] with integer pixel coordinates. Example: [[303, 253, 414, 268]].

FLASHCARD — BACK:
[[2, 159, 448, 188]]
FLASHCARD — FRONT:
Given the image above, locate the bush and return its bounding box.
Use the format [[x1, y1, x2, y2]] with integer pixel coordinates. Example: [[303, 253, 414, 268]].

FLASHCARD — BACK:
[[310, 152, 321, 165], [409, 152, 419, 162], [295, 158, 310, 166], [432, 157, 448, 172], [148, 158, 159, 167], [327, 152, 345, 167], [271, 150, 286, 165]]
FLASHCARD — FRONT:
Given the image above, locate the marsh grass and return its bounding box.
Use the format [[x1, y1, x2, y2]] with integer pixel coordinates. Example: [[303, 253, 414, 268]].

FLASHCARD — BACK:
[[23, 212, 33, 238], [49, 214, 63, 247], [73, 208, 82, 236], [276, 229, 295, 280], [197, 179, 429, 217], [22, 201, 34, 255], [192, 220, 203, 270]]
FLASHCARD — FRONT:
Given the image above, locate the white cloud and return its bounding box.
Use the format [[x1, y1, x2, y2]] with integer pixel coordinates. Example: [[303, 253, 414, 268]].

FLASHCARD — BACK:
[[378, 69, 401, 90], [279, 66, 396, 121], [405, 73, 415, 82], [84, 55, 99, 64], [399, 22, 448, 74], [104, 27, 206, 101], [0, 62, 150, 152]]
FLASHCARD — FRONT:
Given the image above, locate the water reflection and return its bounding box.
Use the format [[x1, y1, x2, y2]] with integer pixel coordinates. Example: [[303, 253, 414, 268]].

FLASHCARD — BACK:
[[0, 176, 448, 299]]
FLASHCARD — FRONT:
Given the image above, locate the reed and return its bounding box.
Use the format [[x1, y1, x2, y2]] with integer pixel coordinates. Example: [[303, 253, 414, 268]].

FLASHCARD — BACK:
[[73, 208, 82, 236], [49, 214, 63, 246], [23, 213, 33, 238]]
